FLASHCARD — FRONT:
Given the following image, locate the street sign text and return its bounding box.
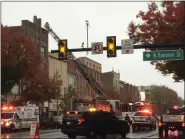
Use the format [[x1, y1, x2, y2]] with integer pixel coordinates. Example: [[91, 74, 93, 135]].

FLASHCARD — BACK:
[[143, 50, 184, 61], [121, 39, 134, 54]]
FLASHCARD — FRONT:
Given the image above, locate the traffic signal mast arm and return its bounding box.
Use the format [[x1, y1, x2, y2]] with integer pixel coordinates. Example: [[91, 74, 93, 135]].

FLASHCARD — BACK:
[[44, 22, 107, 98], [51, 42, 185, 53]]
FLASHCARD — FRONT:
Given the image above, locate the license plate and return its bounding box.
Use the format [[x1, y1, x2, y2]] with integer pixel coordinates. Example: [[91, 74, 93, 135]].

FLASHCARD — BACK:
[[67, 122, 70, 125], [135, 118, 142, 120]]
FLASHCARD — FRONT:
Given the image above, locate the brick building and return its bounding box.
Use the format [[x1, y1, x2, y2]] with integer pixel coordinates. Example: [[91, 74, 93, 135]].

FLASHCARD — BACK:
[[119, 81, 140, 103], [67, 59, 76, 89], [101, 70, 120, 98], [67, 57, 102, 100], [9, 15, 48, 59], [2, 16, 49, 104]]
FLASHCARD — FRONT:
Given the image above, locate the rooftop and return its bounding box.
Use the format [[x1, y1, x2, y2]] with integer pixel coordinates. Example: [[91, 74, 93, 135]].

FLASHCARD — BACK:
[[77, 56, 102, 65]]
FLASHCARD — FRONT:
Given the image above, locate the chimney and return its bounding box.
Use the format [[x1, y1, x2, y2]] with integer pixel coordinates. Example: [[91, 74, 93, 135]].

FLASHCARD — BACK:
[[33, 16, 37, 24], [38, 18, 41, 27]]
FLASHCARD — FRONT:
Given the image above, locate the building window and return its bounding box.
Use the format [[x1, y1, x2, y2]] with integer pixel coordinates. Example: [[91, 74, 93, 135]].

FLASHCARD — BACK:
[[40, 46, 45, 58], [53, 104, 57, 109], [68, 74, 75, 88]]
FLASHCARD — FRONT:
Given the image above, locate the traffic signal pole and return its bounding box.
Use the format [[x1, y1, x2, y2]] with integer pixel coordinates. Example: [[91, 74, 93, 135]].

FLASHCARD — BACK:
[[183, 1, 185, 106], [51, 42, 185, 53]]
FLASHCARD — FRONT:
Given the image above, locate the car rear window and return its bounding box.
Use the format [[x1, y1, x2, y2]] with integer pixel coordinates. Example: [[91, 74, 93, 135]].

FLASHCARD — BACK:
[[134, 112, 151, 116], [164, 109, 184, 115], [64, 111, 83, 118]]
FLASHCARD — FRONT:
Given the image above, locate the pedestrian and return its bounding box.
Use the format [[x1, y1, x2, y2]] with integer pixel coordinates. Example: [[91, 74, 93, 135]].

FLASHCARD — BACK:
[[125, 114, 131, 124]]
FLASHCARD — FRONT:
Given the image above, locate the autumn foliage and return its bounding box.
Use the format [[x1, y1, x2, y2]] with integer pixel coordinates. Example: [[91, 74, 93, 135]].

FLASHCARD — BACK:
[[128, 1, 185, 82], [1, 26, 40, 94], [1, 25, 61, 105]]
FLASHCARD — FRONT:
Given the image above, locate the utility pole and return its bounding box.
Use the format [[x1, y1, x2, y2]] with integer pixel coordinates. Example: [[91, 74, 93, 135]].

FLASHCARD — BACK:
[[183, 1, 185, 105], [86, 20, 89, 55]]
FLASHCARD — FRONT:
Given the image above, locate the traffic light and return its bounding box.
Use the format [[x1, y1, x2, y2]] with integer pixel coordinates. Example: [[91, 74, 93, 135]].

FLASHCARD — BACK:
[[58, 39, 68, 60], [107, 36, 117, 57]]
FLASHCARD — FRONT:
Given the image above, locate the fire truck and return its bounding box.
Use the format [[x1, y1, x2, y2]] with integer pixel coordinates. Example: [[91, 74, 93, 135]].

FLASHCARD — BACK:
[[44, 22, 122, 116], [1, 105, 39, 132]]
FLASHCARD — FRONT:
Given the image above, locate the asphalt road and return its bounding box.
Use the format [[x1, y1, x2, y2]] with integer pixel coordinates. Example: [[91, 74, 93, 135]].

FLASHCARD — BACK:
[[1, 127, 184, 138]]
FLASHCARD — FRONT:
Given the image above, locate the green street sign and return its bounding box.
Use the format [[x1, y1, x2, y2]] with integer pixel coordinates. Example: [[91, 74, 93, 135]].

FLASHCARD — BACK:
[[143, 50, 184, 61]]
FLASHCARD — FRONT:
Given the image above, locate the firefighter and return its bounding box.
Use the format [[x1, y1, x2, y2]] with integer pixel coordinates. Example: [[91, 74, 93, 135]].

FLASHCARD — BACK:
[[125, 114, 131, 125], [110, 104, 116, 116]]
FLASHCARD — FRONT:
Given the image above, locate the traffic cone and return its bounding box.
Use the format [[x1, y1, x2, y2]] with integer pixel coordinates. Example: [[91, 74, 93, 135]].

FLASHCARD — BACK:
[[29, 122, 40, 139]]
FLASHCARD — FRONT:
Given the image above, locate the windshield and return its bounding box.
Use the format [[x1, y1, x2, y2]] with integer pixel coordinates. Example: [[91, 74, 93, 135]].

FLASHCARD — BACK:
[[134, 112, 151, 116], [1, 113, 14, 119]]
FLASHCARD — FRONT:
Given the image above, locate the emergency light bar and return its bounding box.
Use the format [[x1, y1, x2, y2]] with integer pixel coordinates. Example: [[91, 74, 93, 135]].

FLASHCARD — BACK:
[[2, 106, 13, 111], [143, 109, 150, 113], [89, 107, 96, 112]]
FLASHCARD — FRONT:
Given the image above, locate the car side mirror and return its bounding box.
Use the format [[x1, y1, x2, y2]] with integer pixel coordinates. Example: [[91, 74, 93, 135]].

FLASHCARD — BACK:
[[112, 117, 117, 120]]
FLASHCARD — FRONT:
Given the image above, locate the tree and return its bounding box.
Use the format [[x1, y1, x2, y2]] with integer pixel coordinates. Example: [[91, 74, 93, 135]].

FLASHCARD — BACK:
[[177, 96, 184, 106], [106, 88, 120, 100], [2, 25, 63, 106], [1, 25, 40, 95], [12, 72, 62, 106], [148, 85, 179, 114], [59, 86, 76, 114], [128, 1, 185, 82]]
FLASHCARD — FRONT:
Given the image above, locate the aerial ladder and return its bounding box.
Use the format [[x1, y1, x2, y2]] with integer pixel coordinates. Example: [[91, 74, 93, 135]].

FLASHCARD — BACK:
[[44, 22, 107, 101]]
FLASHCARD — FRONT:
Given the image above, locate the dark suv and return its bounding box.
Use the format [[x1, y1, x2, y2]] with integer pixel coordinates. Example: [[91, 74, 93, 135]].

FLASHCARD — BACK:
[[61, 110, 130, 139]]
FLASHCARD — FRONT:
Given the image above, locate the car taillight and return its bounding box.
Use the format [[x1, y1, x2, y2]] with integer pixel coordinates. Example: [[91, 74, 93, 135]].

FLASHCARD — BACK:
[[182, 123, 185, 127], [78, 119, 84, 124], [1, 121, 4, 125]]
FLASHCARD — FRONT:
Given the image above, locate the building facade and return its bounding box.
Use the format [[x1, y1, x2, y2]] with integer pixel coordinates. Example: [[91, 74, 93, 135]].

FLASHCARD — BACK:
[[67, 59, 76, 89], [67, 57, 102, 100], [47, 53, 68, 116], [101, 70, 120, 98], [138, 86, 152, 92], [10, 15, 48, 60], [119, 81, 140, 103], [77, 57, 102, 99], [138, 86, 153, 102]]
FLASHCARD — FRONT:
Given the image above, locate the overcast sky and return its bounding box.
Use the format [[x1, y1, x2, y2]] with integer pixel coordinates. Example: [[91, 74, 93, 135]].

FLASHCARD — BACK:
[[2, 2, 184, 98]]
